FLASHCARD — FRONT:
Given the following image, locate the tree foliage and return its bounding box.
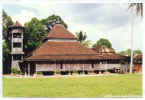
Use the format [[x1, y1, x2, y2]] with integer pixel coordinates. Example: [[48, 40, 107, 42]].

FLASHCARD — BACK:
[[24, 15, 68, 55], [129, 3, 143, 18], [76, 31, 87, 43], [2, 10, 13, 41], [24, 17, 47, 55], [75, 31, 91, 48], [2, 10, 13, 74], [41, 14, 67, 32], [118, 49, 142, 57], [93, 38, 112, 48], [3, 41, 11, 74], [81, 40, 92, 48]]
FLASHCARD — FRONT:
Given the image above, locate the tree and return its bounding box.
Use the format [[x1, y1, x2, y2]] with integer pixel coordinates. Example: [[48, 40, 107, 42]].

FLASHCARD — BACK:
[[2, 10, 13, 74], [129, 3, 143, 18], [2, 10, 13, 41], [41, 14, 67, 32], [118, 49, 131, 56], [2, 10, 13, 52], [3, 41, 11, 74], [118, 49, 142, 57], [93, 38, 112, 48], [75, 31, 91, 48], [24, 17, 47, 55], [76, 31, 87, 43], [128, 3, 143, 74], [24, 15, 68, 55], [81, 40, 92, 48], [133, 50, 142, 56]]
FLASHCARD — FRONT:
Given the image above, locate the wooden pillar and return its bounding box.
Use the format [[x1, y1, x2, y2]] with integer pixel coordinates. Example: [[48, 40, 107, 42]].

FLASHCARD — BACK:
[[64, 64, 65, 72], [55, 63, 57, 75], [24, 63, 27, 77], [83, 64, 84, 74], [69, 64, 71, 75], [99, 70, 102, 74], [35, 64, 37, 77], [33, 63, 36, 77], [28, 63, 31, 77]]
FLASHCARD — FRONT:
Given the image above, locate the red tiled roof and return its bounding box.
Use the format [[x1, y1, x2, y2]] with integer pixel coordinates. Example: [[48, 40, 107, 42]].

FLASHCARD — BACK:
[[26, 24, 126, 61], [100, 54, 127, 60], [92, 46, 125, 60], [46, 24, 77, 39], [26, 41, 101, 61], [27, 55, 103, 61]]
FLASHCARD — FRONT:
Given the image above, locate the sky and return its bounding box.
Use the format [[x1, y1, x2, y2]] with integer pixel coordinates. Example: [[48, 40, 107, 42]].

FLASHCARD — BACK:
[[3, 0, 144, 52]]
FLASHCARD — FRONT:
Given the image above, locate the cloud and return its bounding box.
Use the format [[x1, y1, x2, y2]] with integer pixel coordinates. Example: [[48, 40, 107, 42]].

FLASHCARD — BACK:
[[3, 2, 144, 52], [11, 10, 36, 25]]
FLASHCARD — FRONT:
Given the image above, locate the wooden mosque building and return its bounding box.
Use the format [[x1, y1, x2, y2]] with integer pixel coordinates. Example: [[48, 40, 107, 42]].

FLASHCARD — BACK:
[[18, 23, 129, 76]]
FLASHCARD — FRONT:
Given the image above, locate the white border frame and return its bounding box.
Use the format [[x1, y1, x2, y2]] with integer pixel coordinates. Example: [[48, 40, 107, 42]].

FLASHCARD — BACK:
[[1, 0, 145, 100]]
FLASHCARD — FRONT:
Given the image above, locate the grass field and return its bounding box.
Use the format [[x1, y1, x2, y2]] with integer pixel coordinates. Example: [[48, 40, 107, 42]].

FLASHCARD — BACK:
[[3, 74, 142, 97]]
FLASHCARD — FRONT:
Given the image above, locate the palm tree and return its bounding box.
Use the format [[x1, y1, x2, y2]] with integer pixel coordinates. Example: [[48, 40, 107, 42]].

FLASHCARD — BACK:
[[75, 31, 91, 48], [128, 3, 143, 74], [81, 40, 92, 48], [76, 31, 87, 43], [129, 3, 143, 18]]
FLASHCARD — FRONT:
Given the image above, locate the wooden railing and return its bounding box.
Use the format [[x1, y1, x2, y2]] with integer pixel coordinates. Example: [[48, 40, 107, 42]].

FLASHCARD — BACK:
[[36, 64, 130, 71], [12, 48, 22, 52], [13, 38, 22, 42]]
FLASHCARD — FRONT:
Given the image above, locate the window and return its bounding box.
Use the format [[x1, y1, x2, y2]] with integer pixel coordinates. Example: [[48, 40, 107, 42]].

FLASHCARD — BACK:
[[13, 55, 22, 60], [13, 43, 21, 48], [13, 33, 21, 38]]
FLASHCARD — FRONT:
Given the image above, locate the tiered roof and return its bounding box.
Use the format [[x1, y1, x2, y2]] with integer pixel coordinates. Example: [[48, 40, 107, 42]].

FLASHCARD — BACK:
[[27, 41, 103, 61], [92, 46, 126, 60], [26, 24, 101, 61]]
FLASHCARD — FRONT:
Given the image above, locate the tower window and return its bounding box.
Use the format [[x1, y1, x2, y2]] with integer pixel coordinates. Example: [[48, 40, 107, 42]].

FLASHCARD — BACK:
[[13, 33, 21, 38], [13, 43, 21, 48], [13, 55, 22, 60]]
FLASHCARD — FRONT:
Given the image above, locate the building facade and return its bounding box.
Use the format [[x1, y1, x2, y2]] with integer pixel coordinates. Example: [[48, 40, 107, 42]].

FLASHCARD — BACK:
[[18, 24, 129, 76]]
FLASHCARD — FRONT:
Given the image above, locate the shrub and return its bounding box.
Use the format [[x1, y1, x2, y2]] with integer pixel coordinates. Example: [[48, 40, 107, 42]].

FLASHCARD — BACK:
[[36, 71, 42, 74], [12, 68, 20, 74], [55, 70, 60, 74]]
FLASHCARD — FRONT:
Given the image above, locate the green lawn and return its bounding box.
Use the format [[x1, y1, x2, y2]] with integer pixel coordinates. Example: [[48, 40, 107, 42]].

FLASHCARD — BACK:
[[3, 74, 142, 97]]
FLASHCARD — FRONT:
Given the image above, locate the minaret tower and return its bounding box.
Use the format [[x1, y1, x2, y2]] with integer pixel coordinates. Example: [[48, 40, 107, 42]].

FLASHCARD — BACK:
[[8, 21, 24, 71]]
